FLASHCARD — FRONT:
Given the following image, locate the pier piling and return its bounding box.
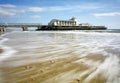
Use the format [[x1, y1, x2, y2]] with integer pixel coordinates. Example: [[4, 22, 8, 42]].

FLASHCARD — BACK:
[[0, 27, 5, 33], [22, 27, 28, 31]]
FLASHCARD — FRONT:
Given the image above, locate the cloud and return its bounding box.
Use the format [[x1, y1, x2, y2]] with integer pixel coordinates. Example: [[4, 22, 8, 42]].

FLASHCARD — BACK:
[[0, 4, 25, 17], [0, 3, 102, 17], [0, 9, 15, 16], [93, 12, 120, 17], [0, 4, 16, 8], [48, 6, 72, 11], [28, 4, 100, 12], [28, 6, 73, 12], [29, 7, 46, 12], [0, 8, 25, 16], [30, 15, 41, 18]]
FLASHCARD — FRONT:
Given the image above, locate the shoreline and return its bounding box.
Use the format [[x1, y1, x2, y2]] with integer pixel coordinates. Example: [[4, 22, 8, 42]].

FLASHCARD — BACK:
[[0, 30, 119, 83]]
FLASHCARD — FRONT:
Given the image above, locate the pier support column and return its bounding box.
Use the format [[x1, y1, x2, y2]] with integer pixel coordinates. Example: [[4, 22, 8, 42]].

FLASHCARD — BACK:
[[0, 27, 5, 33], [37, 26, 41, 30], [22, 27, 28, 31]]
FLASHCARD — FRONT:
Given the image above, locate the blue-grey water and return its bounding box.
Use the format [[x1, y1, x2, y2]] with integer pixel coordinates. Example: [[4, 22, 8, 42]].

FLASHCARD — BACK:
[[0, 29, 120, 83]]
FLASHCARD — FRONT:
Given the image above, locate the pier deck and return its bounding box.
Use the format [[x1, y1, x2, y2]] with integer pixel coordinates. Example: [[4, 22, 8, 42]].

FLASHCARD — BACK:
[[0, 23, 107, 32]]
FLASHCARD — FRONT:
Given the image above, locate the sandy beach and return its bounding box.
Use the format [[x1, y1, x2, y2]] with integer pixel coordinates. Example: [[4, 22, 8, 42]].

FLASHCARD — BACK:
[[0, 48, 4, 54], [0, 53, 107, 83], [0, 31, 120, 83]]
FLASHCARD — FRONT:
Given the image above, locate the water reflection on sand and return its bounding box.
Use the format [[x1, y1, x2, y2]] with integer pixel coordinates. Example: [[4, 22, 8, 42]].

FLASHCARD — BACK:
[[0, 31, 120, 83]]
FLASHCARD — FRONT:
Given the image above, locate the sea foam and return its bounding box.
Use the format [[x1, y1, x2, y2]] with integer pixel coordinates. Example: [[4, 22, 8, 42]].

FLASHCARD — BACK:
[[0, 33, 17, 62]]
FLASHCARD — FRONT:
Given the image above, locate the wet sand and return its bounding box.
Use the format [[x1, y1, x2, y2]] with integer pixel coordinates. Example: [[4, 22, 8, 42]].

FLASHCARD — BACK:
[[0, 54, 107, 83], [0, 32, 120, 83], [0, 48, 4, 54]]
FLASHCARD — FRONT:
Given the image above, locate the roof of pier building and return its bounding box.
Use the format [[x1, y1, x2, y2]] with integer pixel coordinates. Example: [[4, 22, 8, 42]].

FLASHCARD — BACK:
[[70, 17, 78, 21]]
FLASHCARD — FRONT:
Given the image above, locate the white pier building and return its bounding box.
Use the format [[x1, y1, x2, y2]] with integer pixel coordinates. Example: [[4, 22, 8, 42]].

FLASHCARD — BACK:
[[48, 17, 80, 26]]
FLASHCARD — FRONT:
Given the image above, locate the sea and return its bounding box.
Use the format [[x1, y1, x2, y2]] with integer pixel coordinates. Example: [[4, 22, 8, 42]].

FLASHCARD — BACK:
[[0, 29, 120, 83]]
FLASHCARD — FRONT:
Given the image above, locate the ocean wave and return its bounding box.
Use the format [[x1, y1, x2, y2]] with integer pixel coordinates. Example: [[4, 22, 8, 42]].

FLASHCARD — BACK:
[[0, 35, 17, 62]]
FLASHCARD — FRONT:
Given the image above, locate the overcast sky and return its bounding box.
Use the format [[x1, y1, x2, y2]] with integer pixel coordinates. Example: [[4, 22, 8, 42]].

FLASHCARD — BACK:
[[0, 0, 120, 29]]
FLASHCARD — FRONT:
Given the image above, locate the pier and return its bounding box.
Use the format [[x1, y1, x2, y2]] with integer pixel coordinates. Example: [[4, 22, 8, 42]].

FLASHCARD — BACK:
[[0, 17, 107, 32], [0, 23, 107, 32], [37, 25, 107, 30], [0, 23, 42, 32]]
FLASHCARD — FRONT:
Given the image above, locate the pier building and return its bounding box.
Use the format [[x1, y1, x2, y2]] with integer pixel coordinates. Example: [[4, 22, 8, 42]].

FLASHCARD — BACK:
[[48, 17, 80, 26]]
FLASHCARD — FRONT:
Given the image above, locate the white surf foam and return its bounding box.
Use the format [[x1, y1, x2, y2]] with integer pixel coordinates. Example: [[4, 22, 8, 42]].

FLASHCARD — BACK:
[[0, 37, 17, 62]]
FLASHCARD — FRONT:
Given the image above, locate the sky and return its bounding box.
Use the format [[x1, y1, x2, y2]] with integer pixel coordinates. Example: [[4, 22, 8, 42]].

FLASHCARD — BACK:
[[0, 0, 120, 29]]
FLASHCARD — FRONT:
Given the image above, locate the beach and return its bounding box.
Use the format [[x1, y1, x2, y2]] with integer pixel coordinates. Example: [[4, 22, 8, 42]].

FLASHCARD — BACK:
[[0, 56, 106, 83], [0, 48, 3, 53], [0, 31, 120, 83]]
